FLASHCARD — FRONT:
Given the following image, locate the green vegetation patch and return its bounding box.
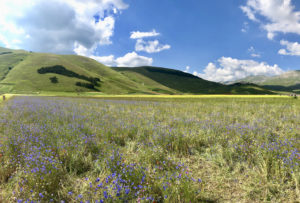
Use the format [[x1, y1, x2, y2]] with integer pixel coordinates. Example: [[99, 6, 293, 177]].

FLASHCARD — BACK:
[[0, 52, 13, 55], [37, 65, 101, 87]]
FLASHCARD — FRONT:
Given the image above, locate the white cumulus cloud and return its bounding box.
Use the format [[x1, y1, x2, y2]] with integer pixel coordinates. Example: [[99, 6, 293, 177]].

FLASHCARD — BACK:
[[196, 57, 283, 82], [240, 6, 258, 22], [130, 30, 160, 39], [90, 55, 116, 66], [0, 0, 128, 53], [241, 0, 300, 39], [115, 52, 153, 67], [278, 40, 300, 56], [74, 37, 153, 67], [79, 51, 153, 67], [135, 39, 171, 53]]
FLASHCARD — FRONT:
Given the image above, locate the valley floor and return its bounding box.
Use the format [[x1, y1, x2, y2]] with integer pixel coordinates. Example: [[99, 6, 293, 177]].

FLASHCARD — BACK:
[[0, 95, 299, 202]]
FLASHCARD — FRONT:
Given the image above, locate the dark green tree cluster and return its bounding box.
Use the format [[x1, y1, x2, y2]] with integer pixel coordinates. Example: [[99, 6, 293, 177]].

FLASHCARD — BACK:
[[37, 65, 100, 85], [37, 65, 101, 90], [49, 76, 58, 84], [0, 52, 12, 55], [75, 82, 95, 90]]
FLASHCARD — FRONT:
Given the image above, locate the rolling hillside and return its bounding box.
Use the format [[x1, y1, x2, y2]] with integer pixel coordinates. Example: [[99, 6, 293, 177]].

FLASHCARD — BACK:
[[0, 48, 156, 94], [0, 46, 275, 94], [0, 47, 28, 92], [233, 71, 300, 93], [113, 66, 275, 94], [113, 66, 226, 94]]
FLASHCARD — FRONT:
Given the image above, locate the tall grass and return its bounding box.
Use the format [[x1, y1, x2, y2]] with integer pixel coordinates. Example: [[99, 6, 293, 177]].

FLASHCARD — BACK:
[[0, 96, 299, 202]]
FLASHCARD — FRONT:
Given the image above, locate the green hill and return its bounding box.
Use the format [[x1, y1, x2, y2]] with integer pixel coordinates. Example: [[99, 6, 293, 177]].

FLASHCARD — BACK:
[[233, 71, 300, 93], [0, 46, 275, 95], [113, 66, 226, 94], [0, 47, 29, 93], [113, 66, 275, 94], [0, 49, 153, 94]]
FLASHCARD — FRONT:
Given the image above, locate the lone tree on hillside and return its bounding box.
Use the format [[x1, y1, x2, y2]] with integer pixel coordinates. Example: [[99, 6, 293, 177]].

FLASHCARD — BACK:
[[49, 76, 58, 83]]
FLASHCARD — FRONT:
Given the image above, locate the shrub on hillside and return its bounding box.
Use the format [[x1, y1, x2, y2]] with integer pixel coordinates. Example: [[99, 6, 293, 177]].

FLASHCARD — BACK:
[[49, 76, 58, 83], [75, 82, 95, 90]]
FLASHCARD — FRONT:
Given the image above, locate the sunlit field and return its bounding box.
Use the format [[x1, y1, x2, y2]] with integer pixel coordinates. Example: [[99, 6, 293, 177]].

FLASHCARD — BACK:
[[0, 94, 14, 103], [0, 96, 299, 202]]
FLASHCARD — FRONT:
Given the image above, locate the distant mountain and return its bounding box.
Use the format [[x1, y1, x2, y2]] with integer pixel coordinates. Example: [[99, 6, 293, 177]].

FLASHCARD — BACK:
[[232, 71, 300, 93], [230, 75, 271, 84], [0, 46, 274, 95]]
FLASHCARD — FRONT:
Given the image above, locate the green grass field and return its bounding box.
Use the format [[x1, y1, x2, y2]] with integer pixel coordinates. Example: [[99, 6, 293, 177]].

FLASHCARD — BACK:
[[0, 95, 299, 202], [0, 94, 14, 103]]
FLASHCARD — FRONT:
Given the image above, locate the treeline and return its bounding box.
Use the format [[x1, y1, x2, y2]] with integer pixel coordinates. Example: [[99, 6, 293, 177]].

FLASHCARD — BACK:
[[0, 52, 12, 55], [37, 65, 100, 86], [75, 82, 96, 90]]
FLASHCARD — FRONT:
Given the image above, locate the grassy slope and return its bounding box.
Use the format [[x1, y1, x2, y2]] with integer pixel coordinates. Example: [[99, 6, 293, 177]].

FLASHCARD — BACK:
[[227, 83, 276, 94], [113, 66, 226, 94], [0, 49, 202, 94], [231, 75, 270, 84], [260, 71, 300, 86], [0, 48, 29, 93], [1, 52, 156, 94], [234, 71, 300, 92], [0, 46, 276, 94], [113, 66, 275, 94], [261, 71, 300, 92]]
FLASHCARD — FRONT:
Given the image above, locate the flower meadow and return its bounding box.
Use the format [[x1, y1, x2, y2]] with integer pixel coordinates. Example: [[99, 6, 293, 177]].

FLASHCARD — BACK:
[[0, 96, 299, 202]]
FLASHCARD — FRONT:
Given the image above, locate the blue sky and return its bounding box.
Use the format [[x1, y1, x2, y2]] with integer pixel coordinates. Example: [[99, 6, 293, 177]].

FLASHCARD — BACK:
[[108, 0, 250, 68], [1, 0, 300, 82]]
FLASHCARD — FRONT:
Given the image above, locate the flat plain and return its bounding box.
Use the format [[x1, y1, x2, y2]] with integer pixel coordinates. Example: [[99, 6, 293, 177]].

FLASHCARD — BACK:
[[0, 95, 299, 202]]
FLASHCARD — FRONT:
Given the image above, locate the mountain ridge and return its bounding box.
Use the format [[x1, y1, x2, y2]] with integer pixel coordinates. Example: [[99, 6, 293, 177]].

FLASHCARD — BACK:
[[231, 71, 300, 93]]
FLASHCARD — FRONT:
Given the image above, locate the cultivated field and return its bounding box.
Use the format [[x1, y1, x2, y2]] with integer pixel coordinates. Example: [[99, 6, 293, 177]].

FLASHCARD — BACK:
[[0, 96, 299, 202]]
